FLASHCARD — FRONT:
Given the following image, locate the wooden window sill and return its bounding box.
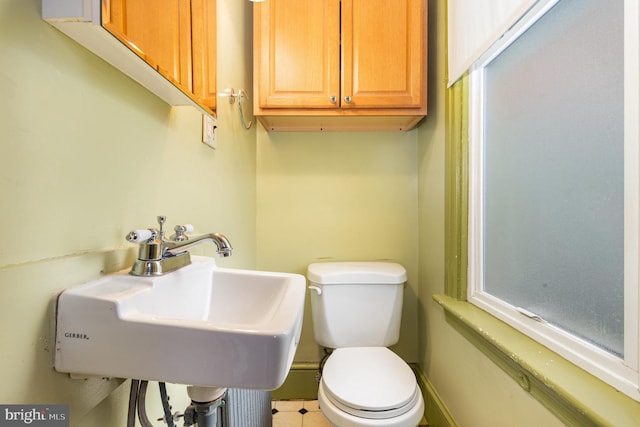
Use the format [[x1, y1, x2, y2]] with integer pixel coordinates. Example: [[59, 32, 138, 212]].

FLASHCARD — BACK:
[[433, 294, 640, 426]]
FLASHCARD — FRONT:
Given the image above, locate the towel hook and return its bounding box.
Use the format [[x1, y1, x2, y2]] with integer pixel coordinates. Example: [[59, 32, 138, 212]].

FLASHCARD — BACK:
[[225, 88, 253, 130]]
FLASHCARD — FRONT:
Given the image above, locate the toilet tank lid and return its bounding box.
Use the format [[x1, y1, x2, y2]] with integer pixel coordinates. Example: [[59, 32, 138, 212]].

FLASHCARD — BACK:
[[307, 262, 407, 284]]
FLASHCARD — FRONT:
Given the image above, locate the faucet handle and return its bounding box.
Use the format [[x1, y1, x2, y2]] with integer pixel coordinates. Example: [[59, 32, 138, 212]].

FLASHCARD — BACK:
[[126, 229, 154, 243], [157, 216, 167, 240], [171, 224, 194, 242]]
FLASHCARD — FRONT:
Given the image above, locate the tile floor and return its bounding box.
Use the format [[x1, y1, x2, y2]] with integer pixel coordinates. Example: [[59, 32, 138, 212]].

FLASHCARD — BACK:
[[272, 400, 332, 427]]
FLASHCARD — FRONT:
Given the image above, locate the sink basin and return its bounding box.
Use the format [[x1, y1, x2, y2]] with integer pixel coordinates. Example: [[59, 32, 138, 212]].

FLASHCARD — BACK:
[[54, 256, 306, 390]]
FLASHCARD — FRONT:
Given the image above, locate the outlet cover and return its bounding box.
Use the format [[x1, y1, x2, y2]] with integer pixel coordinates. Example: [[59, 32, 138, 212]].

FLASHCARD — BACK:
[[202, 115, 217, 149]]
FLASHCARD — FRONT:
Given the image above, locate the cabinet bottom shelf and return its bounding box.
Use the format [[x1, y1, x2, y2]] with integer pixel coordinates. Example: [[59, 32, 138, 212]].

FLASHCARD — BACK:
[[256, 114, 426, 132]]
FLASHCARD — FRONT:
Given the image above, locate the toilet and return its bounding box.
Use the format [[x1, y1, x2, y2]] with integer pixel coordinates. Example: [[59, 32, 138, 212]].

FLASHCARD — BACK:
[[307, 262, 424, 427]]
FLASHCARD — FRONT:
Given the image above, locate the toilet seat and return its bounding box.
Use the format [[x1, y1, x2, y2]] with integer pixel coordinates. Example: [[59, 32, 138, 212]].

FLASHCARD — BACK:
[[321, 347, 419, 420]]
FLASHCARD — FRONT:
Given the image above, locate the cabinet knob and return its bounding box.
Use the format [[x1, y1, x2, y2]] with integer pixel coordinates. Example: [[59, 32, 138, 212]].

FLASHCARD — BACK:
[[344, 95, 352, 104], [329, 96, 337, 104]]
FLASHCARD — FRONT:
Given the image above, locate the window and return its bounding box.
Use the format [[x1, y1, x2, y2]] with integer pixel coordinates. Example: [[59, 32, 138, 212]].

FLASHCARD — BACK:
[[467, 0, 640, 400]]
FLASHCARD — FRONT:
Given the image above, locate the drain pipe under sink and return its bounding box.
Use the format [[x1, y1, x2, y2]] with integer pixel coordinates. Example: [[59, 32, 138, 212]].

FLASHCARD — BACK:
[[184, 386, 228, 427]]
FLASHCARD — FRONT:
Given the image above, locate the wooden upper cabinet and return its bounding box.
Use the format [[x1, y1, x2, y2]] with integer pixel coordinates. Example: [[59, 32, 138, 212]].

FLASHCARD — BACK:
[[342, 0, 423, 109], [102, 0, 193, 93], [254, 0, 426, 131], [101, 0, 216, 112], [255, 0, 340, 109], [191, 0, 217, 110]]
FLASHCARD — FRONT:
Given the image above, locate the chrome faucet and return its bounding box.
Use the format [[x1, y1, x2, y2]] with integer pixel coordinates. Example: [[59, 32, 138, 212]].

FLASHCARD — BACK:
[[126, 216, 232, 276]]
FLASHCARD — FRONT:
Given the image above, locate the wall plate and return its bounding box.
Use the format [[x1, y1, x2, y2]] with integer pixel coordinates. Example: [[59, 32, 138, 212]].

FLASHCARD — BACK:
[[202, 115, 217, 149]]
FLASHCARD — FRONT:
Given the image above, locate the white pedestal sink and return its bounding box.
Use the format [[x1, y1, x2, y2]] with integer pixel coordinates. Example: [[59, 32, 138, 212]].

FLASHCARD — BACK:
[[54, 256, 306, 390]]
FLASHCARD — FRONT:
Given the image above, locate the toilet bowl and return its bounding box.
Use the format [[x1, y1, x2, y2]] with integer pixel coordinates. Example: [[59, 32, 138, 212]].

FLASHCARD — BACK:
[[307, 262, 425, 427], [318, 347, 424, 427]]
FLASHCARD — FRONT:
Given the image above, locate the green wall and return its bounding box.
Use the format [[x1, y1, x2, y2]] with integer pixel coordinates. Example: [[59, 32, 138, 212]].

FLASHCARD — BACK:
[[0, 0, 255, 425], [255, 127, 420, 363], [416, 2, 564, 426]]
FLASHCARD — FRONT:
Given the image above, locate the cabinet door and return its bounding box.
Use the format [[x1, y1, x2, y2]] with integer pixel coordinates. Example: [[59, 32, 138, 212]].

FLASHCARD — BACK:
[[255, 0, 340, 109], [341, 0, 424, 109], [102, 0, 193, 93], [191, 0, 216, 109]]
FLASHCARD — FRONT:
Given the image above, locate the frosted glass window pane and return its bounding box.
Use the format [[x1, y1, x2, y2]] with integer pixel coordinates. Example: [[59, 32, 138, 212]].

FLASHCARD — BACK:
[[482, 0, 624, 356]]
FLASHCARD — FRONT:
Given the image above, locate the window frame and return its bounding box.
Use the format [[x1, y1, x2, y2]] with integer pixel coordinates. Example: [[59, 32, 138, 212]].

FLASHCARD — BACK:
[[465, 0, 640, 402]]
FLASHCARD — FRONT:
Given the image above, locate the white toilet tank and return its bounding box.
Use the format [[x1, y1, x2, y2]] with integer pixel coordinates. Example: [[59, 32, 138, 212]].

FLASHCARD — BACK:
[[307, 262, 407, 348]]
